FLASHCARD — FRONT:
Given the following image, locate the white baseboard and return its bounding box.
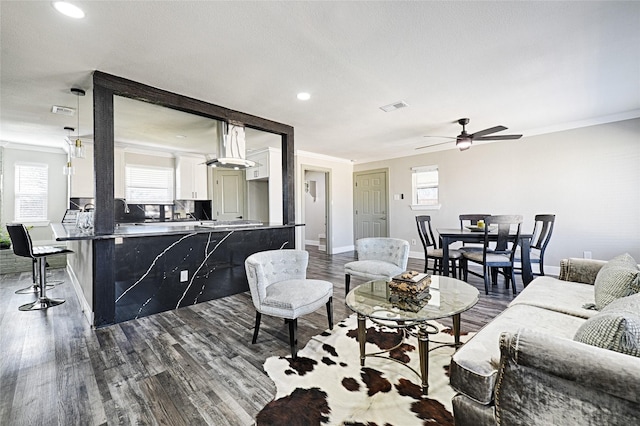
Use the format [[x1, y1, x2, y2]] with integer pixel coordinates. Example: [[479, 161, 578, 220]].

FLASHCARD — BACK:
[[332, 244, 355, 254], [305, 239, 319, 246], [66, 262, 94, 326]]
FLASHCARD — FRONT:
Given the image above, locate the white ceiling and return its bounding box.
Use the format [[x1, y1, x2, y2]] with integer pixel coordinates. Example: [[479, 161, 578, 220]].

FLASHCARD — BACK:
[[1, 1, 639, 163]]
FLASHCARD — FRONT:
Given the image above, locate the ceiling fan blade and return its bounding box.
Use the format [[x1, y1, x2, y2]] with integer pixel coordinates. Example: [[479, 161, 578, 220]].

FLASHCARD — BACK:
[[474, 134, 523, 141], [469, 125, 507, 138], [423, 135, 456, 139], [416, 140, 453, 150]]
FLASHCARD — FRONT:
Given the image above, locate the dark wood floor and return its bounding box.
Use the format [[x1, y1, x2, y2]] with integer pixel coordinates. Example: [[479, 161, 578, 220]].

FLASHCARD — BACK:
[[0, 247, 518, 425]]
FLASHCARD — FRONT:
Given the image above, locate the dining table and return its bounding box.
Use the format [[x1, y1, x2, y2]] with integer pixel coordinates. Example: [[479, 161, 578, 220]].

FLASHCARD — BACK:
[[437, 227, 535, 286]]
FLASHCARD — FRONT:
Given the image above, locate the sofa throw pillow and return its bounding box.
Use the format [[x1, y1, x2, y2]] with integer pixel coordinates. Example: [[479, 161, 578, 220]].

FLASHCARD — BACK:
[[574, 293, 640, 357], [593, 253, 640, 310]]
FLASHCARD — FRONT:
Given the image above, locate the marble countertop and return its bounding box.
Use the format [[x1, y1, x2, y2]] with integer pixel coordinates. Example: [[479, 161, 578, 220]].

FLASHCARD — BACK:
[[51, 221, 300, 241]]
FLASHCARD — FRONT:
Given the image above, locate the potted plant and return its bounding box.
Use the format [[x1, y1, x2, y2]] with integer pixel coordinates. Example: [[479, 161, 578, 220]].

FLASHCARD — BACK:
[[0, 227, 11, 250]]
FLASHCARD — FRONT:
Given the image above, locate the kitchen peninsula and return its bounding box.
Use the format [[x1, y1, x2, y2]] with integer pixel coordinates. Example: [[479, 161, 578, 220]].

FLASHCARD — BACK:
[[54, 221, 297, 326], [76, 71, 296, 327]]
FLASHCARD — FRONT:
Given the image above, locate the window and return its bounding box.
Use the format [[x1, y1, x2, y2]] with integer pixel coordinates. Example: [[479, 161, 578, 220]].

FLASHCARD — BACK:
[[125, 165, 174, 204], [411, 165, 440, 210], [15, 162, 48, 221]]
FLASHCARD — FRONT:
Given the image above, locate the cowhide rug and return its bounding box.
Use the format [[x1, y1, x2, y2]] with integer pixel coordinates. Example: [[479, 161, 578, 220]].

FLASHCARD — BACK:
[[257, 314, 473, 426]]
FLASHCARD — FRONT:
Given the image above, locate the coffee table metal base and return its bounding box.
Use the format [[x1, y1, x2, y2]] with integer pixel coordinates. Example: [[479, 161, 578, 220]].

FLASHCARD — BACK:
[[356, 312, 462, 394]]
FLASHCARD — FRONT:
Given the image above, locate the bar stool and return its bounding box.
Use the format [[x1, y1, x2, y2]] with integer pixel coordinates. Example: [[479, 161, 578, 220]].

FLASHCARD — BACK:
[[6, 224, 73, 311], [14, 259, 58, 294]]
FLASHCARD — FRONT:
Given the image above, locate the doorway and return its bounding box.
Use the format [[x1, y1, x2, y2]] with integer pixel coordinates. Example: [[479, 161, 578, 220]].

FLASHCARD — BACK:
[[212, 169, 246, 220], [301, 166, 331, 254], [353, 169, 389, 239]]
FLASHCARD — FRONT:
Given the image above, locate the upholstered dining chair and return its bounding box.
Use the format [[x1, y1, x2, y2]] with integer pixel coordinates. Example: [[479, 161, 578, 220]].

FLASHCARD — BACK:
[[458, 213, 491, 253], [416, 215, 462, 277], [6, 223, 73, 311], [245, 249, 333, 359], [461, 215, 523, 295], [515, 214, 556, 276], [344, 237, 410, 295]]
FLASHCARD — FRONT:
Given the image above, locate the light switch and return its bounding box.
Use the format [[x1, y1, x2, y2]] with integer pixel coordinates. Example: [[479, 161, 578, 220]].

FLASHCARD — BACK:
[[180, 270, 188, 282]]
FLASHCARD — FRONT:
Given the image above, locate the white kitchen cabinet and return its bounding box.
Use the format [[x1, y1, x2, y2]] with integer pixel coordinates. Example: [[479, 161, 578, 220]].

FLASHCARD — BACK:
[[246, 150, 269, 181], [176, 155, 208, 199]]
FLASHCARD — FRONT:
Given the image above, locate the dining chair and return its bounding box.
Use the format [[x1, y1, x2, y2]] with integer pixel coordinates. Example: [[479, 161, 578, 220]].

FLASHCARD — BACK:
[[458, 214, 491, 253], [245, 249, 333, 359], [461, 215, 523, 295], [515, 214, 556, 276], [344, 237, 409, 295], [416, 215, 462, 277]]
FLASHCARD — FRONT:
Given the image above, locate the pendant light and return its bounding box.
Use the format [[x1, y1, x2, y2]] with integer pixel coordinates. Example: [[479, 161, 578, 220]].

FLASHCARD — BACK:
[[70, 87, 85, 158], [63, 126, 75, 175], [63, 160, 75, 175]]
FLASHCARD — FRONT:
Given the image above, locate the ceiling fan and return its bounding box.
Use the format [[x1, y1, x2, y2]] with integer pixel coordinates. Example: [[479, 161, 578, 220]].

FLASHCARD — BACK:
[[417, 118, 522, 151]]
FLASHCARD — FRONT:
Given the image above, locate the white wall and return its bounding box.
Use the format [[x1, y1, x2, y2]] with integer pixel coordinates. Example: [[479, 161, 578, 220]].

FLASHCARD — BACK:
[[1, 145, 68, 243], [354, 118, 640, 266], [296, 151, 354, 254]]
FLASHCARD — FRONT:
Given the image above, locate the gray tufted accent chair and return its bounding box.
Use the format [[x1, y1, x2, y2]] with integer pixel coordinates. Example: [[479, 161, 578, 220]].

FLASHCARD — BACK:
[[245, 249, 333, 359], [344, 237, 410, 295]]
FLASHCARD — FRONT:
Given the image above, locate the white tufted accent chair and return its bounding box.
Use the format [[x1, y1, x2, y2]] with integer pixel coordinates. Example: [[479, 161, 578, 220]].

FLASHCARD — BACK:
[[245, 249, 333, 359], [344, 237, 410, 295]]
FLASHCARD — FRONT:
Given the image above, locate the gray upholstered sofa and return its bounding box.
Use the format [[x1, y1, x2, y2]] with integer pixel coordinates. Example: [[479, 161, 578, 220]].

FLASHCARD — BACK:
[[450, 255, 640, 425]]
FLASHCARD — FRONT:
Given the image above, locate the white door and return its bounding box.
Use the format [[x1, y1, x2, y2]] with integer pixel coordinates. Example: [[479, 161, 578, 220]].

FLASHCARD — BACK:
[[214, 169, 245, 220], [354, 170, 388, 239]]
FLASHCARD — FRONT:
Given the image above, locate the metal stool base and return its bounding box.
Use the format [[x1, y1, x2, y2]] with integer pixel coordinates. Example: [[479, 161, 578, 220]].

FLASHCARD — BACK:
[[19, 297, 65, 311], [15, 284, 54, 294]]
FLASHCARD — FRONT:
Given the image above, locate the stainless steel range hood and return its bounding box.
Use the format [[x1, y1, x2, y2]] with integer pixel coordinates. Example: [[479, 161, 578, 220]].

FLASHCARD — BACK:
[[206, 121, 256, 169]]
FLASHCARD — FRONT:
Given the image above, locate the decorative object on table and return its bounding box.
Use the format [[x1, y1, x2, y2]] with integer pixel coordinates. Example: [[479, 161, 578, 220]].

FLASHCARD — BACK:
[[75, 211, 94, 231], [389, 271, 433, 312], [390, 270, 431, 292], [259, 314, 474, 426]]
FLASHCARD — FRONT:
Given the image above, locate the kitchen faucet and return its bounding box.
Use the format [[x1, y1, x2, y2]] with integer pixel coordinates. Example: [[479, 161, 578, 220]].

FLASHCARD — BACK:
[[116, 198, 130, 214]]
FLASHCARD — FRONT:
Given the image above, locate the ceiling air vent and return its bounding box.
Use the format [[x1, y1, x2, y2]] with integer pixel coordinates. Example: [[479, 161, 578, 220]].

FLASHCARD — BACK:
[[51, 105, 76, 116], [380, 100, 408, 112]]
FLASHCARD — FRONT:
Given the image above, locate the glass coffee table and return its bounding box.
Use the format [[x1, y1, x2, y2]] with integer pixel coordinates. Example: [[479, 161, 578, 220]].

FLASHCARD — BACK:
[[345, 275, 479, 394]]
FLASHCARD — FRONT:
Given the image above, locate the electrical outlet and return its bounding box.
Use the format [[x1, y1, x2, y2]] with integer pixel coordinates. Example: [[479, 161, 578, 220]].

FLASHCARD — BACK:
[[583, 251, 592, 259], [180, 270, 188, 282], [411, 239, 417, 245]]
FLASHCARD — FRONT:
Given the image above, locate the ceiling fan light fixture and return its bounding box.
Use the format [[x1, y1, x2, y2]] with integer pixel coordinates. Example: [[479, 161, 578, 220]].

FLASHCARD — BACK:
[[52, 1, 85, 19], [456, 137, 472, 151]]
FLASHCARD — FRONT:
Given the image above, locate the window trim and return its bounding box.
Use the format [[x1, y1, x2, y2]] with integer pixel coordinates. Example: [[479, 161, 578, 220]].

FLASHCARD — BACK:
[[410, 165, 441, 211], [125, 164, 175, 204], [14, 161, 49, 222]]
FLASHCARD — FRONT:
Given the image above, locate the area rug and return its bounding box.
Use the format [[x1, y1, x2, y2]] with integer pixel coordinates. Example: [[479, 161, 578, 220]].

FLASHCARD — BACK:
[[258, 314, 474, 426]]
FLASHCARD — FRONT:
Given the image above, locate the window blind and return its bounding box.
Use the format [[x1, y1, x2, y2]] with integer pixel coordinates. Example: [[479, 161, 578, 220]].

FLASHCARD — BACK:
[[125, 165, 174, 203], [15, 162, 48, 221]]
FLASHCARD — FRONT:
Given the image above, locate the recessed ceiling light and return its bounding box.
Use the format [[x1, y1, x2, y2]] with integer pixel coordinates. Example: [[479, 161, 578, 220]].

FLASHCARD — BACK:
[[297, 92, 311, 101], [380, 100, 409, 112], [176, 134, 186, 139], [52, 1, 85, 19]]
